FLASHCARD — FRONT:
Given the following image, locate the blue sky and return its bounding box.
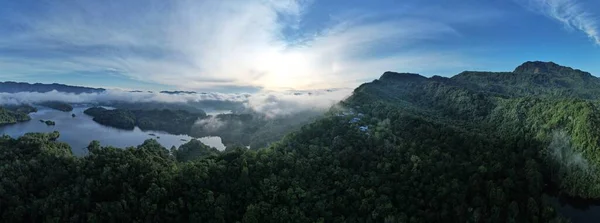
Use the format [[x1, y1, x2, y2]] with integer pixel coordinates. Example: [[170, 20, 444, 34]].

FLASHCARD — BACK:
[[0, 0, 599, 92]]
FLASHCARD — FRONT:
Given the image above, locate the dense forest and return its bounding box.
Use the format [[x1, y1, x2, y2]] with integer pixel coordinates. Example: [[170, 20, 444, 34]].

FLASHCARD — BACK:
[[1, 61, 599, 222], [3, 104, 37, 114], [83, 107, 202, 133], [0, 81, 105, 93], [84, 107, 320, 148], [0, 107, 31, 125], [0, 104, 40, 125], [38, 101, 74, 112], [101, 100, 244, 114]]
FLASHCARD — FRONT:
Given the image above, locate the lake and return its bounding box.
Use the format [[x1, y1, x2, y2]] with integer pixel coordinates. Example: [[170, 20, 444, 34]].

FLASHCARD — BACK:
[[548, 193, 600, 223], [0, 107, 226, 156]]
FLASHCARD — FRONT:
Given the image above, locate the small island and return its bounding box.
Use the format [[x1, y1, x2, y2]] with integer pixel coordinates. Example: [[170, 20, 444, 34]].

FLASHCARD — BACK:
[[38, 101, 73, 112], [71, 114, 76, 118], [84, 107, 203, 134], [44, 120, 55, 126], [83, 107, 136, 130], [0, 107, 31, 125], [4, 104, 37, 114]]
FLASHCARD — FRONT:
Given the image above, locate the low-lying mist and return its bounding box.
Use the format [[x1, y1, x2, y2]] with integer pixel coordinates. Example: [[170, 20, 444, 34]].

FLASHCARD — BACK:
[[0, 88, 352, 118], [549, 130, 589, 170]]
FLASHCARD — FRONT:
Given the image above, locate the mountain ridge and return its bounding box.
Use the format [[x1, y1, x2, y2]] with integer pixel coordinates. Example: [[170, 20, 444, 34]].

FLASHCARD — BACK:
[[0, 61, 597, 222], [0, 81, 106, 94]]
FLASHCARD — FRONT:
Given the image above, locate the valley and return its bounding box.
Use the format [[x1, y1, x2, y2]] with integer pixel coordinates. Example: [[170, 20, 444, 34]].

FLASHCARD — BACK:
[[1, 61, 599, 222]]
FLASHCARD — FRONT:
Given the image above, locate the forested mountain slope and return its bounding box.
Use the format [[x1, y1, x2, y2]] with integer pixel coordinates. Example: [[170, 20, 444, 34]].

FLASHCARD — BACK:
[[0, 81, 105, 93], [451, 61, 600, 99], [0, 61, 596, 222], [346, 61, 600, 200]]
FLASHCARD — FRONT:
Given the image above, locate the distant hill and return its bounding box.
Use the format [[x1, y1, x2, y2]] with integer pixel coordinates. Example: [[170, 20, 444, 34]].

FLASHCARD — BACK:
[[451, 61, 600, 99], [0, 81, 105, 93], [159, 90, 198, 94]]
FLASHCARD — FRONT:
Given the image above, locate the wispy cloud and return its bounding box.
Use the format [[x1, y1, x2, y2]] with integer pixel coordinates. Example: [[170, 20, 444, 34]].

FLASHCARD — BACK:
[[0, 0, 488, 91], [517, 0, 600, 45]]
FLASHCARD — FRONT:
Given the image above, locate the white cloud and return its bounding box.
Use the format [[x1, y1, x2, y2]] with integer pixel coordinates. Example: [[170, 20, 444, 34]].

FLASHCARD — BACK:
[[517, 0, 600, 45], [194, 116, 227, 133], [0, 90, 247, 105], [0, 88, 351, 118], [0, 0, 476, 91], [246, 88, 353, 118]]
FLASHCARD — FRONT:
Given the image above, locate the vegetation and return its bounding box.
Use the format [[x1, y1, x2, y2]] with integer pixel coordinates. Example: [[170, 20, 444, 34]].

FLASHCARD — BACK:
[[134, 109, 204, 135], [44, 120, 56, 126], [172, 139, 219, 162], [3, 61, 600, 222], [103, 100, 245, 114], [0, 107, 31, 125], [0, 116, 567, 222], [86, 106, 319, 148], [84, 107, 204, 133], [84, 107, 136, 129], [4, 104, 38, 114], [190, 111, 322, 148], [0, 81, 104, 93], [38, 101, 74, 112], [103, 101, 208, 114]]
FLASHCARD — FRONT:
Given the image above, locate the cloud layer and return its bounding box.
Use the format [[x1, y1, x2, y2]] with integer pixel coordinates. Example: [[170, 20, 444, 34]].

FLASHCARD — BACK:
[[518, 0, 600, 45], [0, 88, 351, 118], [0, 0, 477, 91]]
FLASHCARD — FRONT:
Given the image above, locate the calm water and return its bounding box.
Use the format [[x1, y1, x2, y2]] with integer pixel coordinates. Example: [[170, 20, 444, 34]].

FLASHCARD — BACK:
[[548, 194, 600, 223], [0, 107, 225, 156], [555, 204, 600, 223]]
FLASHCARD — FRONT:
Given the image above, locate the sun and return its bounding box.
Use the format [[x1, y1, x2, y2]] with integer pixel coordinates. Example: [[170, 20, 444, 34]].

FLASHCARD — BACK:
[[254, 49, 316, 90]]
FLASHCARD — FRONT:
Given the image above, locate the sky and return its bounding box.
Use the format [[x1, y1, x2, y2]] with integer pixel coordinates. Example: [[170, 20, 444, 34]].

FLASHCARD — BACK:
[[0, 0, 599, 92]]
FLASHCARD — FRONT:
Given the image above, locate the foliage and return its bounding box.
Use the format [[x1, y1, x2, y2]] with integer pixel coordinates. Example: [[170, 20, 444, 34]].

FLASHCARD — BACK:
[[84, 107, 136, 129], [3, 104, 38, 114], [134, 109, 203, 135], [0, 107, 31, 125], [452, 61, 600, 99], [86, 106, 319, 148], [84, 107, 204, 134], [2, 61, 598, 222], [38, 101, 74, 112], [173, 139, 219, 162], [0, 81, 104, 93]]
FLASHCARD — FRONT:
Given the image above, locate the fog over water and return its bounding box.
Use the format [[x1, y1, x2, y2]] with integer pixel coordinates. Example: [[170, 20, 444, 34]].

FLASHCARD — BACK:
[[0, 106, 225, 156]]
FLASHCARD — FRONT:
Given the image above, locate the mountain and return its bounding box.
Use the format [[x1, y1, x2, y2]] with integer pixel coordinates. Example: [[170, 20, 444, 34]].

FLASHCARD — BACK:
[[452, 61, 600, 99], [0, 81, 105, 93], [159, 90, 198, 94], [0, 61, 595, 222], [346, 61, 600, 199]]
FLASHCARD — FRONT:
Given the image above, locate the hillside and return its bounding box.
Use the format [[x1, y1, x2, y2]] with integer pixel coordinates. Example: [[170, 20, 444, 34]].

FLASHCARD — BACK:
[[1, 61, 596, 222], [0, 107, 31, 125], [38, 101, 74, 112], [84, 106, 320, 148], [84, 107, 204, 133], [0, 81, 105, 93], [347, 62, 600, 199]]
